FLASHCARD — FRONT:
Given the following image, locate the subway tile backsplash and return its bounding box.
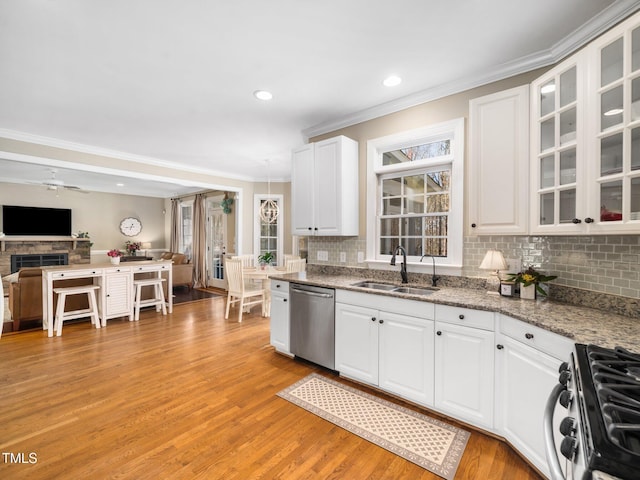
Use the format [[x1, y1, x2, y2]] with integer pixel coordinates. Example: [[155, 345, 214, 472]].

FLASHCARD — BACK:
[[308, 234, 640, 300]]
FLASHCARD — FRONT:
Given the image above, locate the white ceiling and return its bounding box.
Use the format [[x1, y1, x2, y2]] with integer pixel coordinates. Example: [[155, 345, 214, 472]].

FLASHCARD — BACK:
[[0, 0, 638, 197]]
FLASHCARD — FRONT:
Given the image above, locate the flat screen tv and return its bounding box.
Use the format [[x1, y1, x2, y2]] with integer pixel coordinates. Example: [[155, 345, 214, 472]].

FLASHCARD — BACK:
[[2, 205, 72, 236]]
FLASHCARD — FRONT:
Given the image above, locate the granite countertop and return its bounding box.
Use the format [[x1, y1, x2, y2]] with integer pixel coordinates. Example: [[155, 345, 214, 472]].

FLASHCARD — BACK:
[[274, 272, 640, 351]]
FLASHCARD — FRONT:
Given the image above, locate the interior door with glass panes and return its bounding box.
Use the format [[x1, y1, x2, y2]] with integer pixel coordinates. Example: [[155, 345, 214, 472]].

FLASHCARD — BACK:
[[206, 198, 227, 289], [587, 16, 640, 233], [531, 53, 586, 234]]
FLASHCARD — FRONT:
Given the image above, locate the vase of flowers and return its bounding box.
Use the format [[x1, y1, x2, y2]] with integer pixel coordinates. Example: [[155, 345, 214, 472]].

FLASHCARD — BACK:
[[507, 266, 557, 300], [107, 249, 123, 265], [125, 241, 141, 256]]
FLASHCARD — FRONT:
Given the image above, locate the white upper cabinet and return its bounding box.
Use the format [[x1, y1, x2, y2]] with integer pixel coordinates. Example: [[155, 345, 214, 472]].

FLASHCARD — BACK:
[[291, 135, 359, 236], [586, 13, 640, 233], [530, 53, 586, 234], [469, 85, 530, 235], [530, 11, 640, 234]]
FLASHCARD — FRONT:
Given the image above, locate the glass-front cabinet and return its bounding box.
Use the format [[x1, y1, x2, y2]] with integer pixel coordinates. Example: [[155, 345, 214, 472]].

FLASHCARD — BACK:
[[530, 11, 640, 234], [531, 54, 585, 233], [587, 15, 640, 232]]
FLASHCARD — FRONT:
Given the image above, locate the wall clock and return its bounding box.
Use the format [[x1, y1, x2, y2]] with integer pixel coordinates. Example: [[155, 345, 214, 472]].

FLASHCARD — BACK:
[[119, 217, 142, 237]]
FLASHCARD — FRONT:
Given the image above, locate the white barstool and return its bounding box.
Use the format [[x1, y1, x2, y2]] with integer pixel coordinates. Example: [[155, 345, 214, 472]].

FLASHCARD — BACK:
[[133, 278, 167, 321], [53, 285, 101, 336]]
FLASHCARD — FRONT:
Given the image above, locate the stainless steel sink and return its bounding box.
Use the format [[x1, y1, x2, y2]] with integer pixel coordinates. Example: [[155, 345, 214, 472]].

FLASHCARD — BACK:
[[351, 281, 398, 291], [391, 286, 438, 296]]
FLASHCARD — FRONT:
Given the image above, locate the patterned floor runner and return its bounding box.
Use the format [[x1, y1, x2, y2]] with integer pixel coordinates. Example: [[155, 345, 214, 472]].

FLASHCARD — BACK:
[[277, 373, 469, 480]]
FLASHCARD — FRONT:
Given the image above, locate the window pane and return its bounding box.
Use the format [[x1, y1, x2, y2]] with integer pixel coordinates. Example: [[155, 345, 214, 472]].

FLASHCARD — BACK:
[[601, 37, 623, 87], [601, 133, 623, 176], [405, 195, 424, 213], [632, 127, 640, 171], [380, 218, 399, 237], [424, 216, 448, 237], [427, 194, 449, 213], [382, 140, 451, 166], [560, 67, 576, 107], [424, 238, 447, 257], [540, 193, 554, 225], [382, 197, 402, 215], [404, 217, 422, 236], [631, 177, 640, 219], [379, 238, 397, 256], [559, 189, 576, 223], [601, 180, 623, 222], [427, 171, 450, 192], [540, 80, 555, 117], [601, 86, 623, 130], [382, 177, 402, 196], [559, 107, 576, 144], [404, 175, 425, 193], [541, 118, 555, 151], [560, 150, 576, 185], [540, 155, 555, 188], [632, 77, 640, 121], [633, 27, 640, 72], [402, 237, 422, 256]]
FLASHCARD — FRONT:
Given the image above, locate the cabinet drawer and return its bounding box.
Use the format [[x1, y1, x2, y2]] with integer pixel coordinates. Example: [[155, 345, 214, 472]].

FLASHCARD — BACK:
[[133, 264, 170, 273], [435, 304, 494, 331], [336, 289, 434, 320], [498, 314, 573, 359], [104, 266, 131, 274], [52, 268, 103, 279], [271, 279, 289, 293]]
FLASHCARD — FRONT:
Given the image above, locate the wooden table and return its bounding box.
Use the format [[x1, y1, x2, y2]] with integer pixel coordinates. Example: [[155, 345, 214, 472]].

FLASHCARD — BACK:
[[243, 266, 286, 316], [41, 260, 173, 337]]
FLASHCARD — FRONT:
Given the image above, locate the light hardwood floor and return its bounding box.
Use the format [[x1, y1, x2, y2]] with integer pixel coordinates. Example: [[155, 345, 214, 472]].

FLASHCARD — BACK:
[[0, 296, 543, 479]]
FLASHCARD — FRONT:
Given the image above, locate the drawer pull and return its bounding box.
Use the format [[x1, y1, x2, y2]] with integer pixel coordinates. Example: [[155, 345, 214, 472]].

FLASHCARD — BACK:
[[437, 331, 442, 336], [458, 314, 465, 320], [283, 299, 287, 303], [379, 319, 384, 324], [371, 317, 376, 322], [525, 333, 534, 340], [276, 284, 281, 288], [497, 344, 504, 350]]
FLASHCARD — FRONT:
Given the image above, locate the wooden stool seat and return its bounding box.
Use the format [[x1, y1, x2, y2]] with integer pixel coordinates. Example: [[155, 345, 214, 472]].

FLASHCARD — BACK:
[[133, 278, 167, 321], [53, 285, 101, 336]]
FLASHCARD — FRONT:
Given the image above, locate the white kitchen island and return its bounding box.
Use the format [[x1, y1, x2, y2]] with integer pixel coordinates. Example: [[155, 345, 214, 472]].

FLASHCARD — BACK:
[[41, 260, 173, 337]]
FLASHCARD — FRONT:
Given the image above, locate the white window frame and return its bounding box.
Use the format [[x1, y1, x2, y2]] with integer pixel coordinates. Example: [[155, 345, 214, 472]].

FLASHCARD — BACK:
[[179, 200, 194, 259], [366, 118, 465, 276], [253, 194, 284, 265]]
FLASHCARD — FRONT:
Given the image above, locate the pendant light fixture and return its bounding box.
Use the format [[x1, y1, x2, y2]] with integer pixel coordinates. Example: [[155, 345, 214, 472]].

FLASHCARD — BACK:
[[259, 159, 279, 224]]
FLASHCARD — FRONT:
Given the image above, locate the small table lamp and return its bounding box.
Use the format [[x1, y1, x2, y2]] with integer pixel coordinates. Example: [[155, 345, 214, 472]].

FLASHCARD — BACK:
[[479, 250, 508, 295], [142, 242, 152, 257]]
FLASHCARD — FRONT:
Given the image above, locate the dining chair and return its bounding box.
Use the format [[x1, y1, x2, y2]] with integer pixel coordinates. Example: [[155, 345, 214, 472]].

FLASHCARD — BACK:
[[225, 258, 265, 322], [231, 254, 254, 268], [282, 254, 299, 266], [286, 258, 306, 273]]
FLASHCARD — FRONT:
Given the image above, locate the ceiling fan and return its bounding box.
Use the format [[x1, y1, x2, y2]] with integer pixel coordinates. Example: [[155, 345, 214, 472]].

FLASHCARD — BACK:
[[29, 168, 89, 193]]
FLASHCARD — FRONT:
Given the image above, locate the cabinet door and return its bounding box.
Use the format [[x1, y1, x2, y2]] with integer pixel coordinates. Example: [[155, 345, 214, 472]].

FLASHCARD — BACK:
[[105, 272, 132, 318], [434, 321, 495, 429], [378, 311, 434, 407], [314, 137, 341, 235], [587, 14, 640, 233], [469, 85, 529, 235], [495, 334, 565, 478], [335, 302, 379, 385], [269, 292, 290, 355], [531, 54, 586, 234], [291, 143, 315, 235]]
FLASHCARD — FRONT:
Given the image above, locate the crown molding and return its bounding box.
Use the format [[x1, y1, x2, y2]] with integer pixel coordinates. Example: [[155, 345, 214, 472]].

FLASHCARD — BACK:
[[0, 128, 272, 183], [303, 1, 640, 140]]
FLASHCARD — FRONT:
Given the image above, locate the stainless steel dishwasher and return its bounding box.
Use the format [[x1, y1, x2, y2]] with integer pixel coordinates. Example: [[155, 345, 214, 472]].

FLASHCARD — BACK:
[[290, 283, 335, 370]]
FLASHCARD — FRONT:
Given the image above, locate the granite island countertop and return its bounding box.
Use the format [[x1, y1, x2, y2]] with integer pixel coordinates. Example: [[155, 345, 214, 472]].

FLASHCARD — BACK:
[[274, 272, 640, 351]]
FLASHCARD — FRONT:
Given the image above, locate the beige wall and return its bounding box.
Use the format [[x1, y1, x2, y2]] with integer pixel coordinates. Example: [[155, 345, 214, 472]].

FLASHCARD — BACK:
[[0, 182, 165, 251]]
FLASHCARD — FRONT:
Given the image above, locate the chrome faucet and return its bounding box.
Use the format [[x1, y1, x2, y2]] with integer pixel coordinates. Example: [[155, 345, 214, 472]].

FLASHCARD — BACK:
[[390, 245, 408, 284], [420, 254, 440, 287]]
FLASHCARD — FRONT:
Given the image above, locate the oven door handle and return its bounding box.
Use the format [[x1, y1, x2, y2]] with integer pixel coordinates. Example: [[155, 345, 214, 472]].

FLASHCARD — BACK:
[[543, 383, 567, 480]]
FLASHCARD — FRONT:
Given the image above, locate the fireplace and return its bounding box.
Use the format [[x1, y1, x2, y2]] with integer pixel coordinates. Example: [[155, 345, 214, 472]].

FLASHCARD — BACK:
[[11, 253, 69, 273]]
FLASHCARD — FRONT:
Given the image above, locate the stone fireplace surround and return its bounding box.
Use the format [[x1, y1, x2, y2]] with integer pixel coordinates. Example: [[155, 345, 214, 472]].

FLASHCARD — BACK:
[[0, 237, 91, 284]]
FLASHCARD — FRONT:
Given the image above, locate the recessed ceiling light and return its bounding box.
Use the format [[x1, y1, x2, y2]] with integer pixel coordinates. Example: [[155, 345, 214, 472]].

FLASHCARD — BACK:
[[383, 75, 402, 87], [116, 183, 124, 187], [540, 84, 556, 94], [604, 108, 623, 116], [254, 90, 273, 101]]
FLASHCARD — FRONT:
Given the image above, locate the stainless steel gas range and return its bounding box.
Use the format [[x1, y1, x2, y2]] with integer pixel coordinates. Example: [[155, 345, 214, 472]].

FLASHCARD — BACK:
[[544, 344, 640, 480]]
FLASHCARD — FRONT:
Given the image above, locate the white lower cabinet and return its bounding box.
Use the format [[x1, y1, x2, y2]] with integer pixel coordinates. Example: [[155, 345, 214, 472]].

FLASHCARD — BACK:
[[434, 305, 495, 429], [102, 268, 133, 321], [495, 314, 574, 478], [334, 290, 435, 407], [269, 280, 291, 355]]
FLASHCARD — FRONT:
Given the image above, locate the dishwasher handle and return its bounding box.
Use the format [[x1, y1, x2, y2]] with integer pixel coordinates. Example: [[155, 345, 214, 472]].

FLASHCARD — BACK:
[[291, 285, 333, 299]]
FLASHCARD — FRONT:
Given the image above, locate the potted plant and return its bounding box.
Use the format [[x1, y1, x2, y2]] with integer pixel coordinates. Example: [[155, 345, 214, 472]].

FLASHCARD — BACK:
[[507, 266, 557, 299], [107, 249, 123, 265], [257, 251, 274, 269]]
